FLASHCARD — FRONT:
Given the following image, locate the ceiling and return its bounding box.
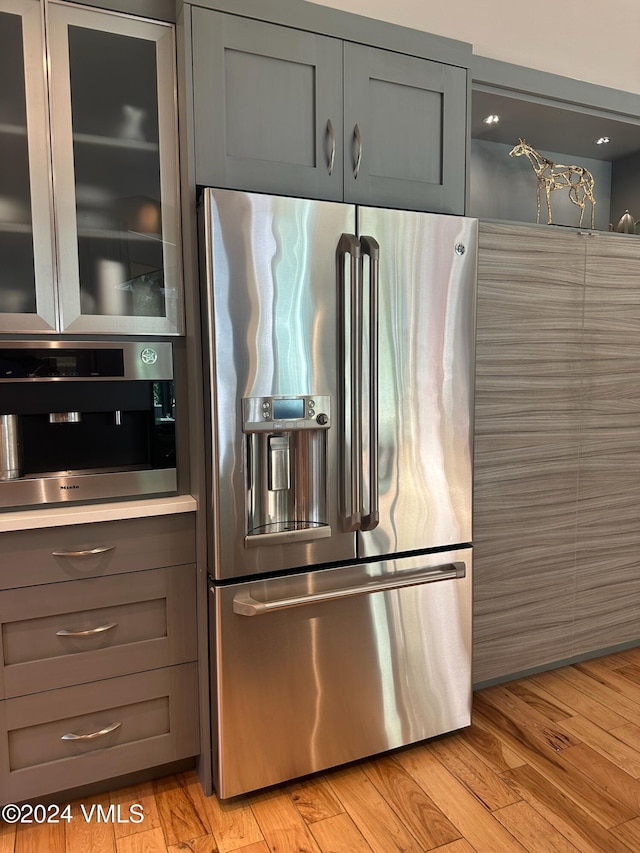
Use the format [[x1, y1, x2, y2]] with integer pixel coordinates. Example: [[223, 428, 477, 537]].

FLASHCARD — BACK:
[[472, 89, 640, 162]]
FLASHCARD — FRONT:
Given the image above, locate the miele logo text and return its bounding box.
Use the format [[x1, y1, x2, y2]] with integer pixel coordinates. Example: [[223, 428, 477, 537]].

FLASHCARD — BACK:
[[60, 485, 80, 490]]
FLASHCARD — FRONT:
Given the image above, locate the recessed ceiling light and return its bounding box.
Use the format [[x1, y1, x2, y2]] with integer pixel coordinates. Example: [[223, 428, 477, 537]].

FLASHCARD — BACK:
[[483, 114, 500, 125], [595, 136, 610, 145]]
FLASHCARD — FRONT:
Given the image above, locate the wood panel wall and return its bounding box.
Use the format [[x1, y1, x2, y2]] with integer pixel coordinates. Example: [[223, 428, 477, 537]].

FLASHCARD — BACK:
[[473, 222, 640, 684]]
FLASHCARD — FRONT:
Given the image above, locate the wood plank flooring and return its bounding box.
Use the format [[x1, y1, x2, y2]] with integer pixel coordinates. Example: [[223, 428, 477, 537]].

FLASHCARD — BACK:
[[3, 647, 640, 852]]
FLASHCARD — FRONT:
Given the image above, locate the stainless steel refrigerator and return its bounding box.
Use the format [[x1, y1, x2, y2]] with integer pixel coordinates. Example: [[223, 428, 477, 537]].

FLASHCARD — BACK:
[[200, 188, 477, 798]]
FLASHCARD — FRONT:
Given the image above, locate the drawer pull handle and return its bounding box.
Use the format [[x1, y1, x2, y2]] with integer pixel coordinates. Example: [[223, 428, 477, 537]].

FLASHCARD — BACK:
[[56, 621, 118, 638], [61, 721, 122, 742], [52, 545, 116, 558]]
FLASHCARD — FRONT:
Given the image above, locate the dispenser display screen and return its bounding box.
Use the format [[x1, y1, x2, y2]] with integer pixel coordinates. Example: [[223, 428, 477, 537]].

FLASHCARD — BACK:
[[272, 398, 304, 420]]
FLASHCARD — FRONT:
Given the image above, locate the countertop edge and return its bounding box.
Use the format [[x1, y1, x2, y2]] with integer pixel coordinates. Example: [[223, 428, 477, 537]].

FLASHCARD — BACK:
[[0, 495, 198, 533]]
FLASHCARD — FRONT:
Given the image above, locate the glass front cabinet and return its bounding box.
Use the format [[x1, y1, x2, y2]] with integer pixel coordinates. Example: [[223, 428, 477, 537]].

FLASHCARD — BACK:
[[0, 0, 182, 335]]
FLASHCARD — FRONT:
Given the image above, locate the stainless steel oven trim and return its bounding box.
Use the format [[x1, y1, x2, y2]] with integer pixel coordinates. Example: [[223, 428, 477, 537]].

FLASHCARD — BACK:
[[0, 467, 176, 509], [0, 340, 173, 381]]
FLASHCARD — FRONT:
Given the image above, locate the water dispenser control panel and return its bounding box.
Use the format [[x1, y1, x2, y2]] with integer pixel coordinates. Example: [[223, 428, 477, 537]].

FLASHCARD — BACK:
[[243, 395, 330, 432]]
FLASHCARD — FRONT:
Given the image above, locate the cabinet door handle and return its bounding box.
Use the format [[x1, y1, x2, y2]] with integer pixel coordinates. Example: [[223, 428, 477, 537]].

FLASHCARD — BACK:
[[52, 545, 116, 558], [326, 118, 335, 175], [353, 123, 362, 179], [61, 721, 122, 742], [56, 621, 118, 638]]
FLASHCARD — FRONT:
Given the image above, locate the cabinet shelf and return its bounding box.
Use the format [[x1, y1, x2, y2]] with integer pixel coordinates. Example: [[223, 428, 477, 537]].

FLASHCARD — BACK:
[[470, 82, 640, 230], [0, 122, 27, 137], [73, 132, 159, 152], [77, 227, 162, 242], [0, 222, 31, 234]]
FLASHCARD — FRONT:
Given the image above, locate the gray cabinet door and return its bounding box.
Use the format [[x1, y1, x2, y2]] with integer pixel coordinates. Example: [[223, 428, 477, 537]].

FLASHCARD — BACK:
[[192, 10, 343, 200], [0, 564, 197, 698], [344, 43, 467, 213], [0, 663, 198, 804], [0, 513, 196, 589], [47, 3, 183, 335]]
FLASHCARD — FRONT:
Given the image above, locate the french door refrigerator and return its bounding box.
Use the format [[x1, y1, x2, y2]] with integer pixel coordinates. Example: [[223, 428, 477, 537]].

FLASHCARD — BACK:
[[200, 188, 477, 798]]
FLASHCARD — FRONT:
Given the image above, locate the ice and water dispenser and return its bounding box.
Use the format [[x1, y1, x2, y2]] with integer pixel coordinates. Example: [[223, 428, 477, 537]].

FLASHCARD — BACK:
[[243, 395, 331, 546]]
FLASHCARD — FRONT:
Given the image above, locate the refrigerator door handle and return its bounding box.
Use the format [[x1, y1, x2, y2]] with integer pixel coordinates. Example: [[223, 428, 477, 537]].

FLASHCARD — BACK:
[[360, 235, 380, 531], [337, 233, 362, 532], [232, 561, 466, 615]]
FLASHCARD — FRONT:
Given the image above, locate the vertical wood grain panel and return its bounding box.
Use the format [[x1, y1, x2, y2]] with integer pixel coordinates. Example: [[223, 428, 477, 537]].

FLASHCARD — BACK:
[[574, 234, 640, 656], [473, 222, 585, 683]]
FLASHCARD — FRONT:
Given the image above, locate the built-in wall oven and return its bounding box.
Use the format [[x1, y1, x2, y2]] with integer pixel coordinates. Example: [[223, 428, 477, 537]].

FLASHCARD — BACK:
[[0, 340, 176, 509]]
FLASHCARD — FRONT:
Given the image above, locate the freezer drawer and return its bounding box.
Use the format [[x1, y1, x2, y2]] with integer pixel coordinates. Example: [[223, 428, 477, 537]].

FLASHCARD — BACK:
[[210, 548, 471, 798]]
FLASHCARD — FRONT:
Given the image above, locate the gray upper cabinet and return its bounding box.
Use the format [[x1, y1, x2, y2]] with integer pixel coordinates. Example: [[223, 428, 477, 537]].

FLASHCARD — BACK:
[[344, 43, 466, 213], [48, 3, 182, 334], [191, 8, 467, 213], [192, 10, 344, 201], [0, 0, 183, 336]]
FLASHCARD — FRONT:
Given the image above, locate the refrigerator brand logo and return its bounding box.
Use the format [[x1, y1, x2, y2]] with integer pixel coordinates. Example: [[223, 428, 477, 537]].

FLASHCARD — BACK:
[[60, 484, 80, 490]]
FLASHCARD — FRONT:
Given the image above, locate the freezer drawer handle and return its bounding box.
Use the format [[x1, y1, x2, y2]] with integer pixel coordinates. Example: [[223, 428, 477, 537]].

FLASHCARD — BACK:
[[232, 561, 466, 616], [52, 545, 115, 558], [56, 621, 119, 638], [61, 721, 122, 742]]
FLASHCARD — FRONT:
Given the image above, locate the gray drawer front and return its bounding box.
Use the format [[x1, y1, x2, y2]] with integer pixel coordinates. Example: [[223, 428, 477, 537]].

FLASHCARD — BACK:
[[0, 663, 199, 805], [0, 513, 195, 589], [0, 565, 196, 698]]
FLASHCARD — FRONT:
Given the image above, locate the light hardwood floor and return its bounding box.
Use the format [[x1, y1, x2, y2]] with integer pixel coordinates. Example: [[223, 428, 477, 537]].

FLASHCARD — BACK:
[[3, 647, 640, 852]]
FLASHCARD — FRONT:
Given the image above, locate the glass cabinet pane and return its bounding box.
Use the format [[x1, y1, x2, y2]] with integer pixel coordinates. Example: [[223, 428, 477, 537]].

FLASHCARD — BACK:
[[69, 27, 165, 320], [49, 4, 181, 334], [0, 0, 56, 332], [0, 10, 35, 314]]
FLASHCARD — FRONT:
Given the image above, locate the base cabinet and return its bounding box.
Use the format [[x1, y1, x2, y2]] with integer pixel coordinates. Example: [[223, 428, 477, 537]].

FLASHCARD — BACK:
[[474, 222, 640, 684], [0, 664, 198, 804], [0, 513, 199, 804]]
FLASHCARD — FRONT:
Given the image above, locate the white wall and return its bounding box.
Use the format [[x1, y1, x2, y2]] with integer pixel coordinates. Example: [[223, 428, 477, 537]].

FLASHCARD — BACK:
[[306, 0, 640, 96]]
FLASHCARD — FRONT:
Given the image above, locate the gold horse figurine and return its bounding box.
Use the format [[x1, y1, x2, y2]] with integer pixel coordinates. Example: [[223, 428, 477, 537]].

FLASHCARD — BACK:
[[509, 139, 596, 228]]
